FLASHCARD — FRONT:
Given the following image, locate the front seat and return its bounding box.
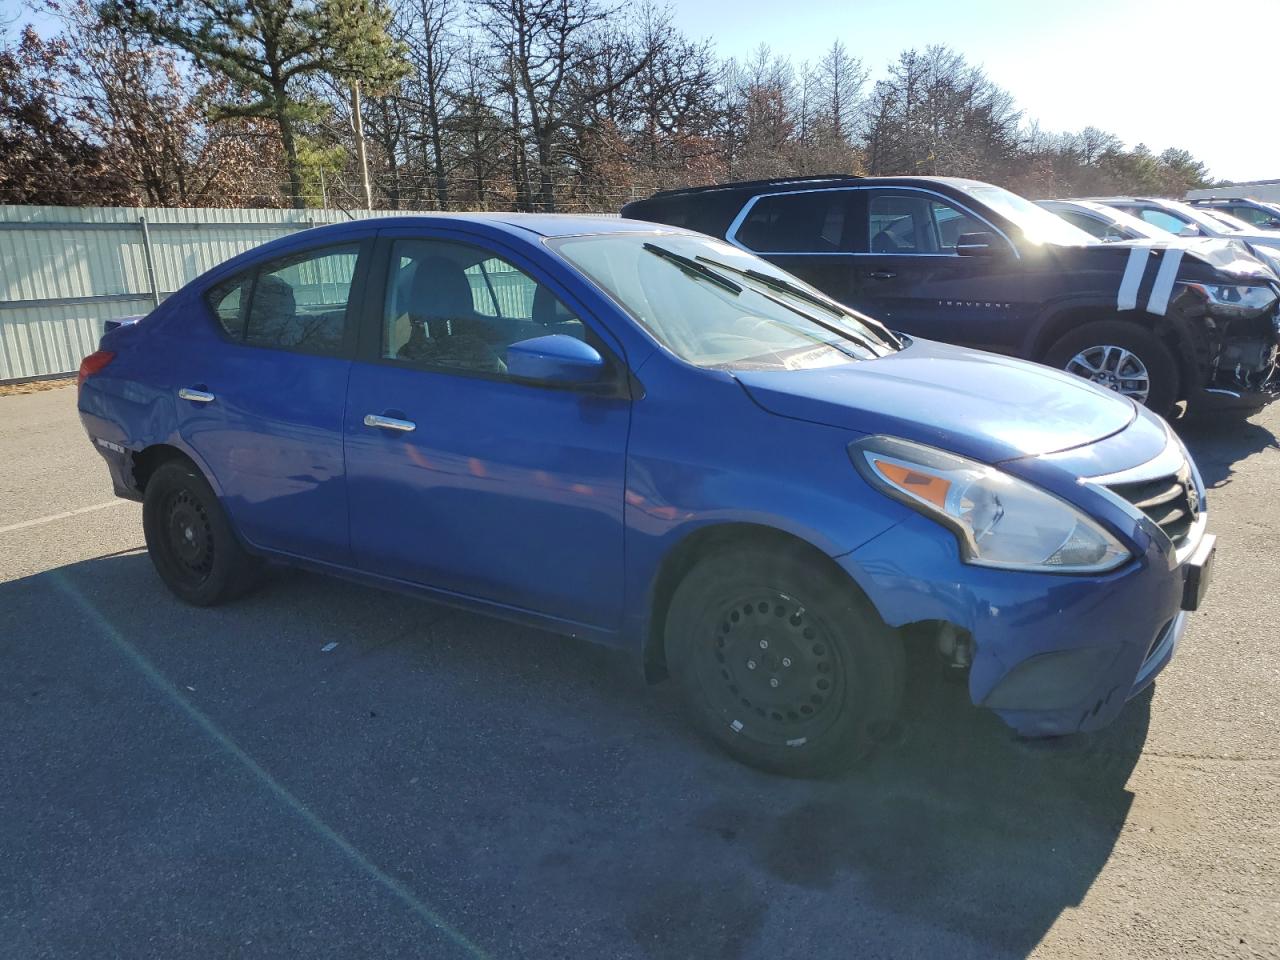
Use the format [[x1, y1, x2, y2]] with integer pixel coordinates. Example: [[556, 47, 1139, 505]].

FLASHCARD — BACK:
[[871, 230, 902, 253], [397, 256, 505, 373]]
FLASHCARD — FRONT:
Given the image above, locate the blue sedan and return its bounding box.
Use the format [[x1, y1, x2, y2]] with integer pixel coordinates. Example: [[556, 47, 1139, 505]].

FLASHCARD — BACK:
[[77, 214, 1215, 774]]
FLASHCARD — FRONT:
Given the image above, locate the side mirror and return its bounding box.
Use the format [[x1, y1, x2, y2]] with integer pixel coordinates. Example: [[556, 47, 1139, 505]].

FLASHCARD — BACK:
[[1177, 224, 1200, 237], [955, 232, 997, 256], [506, 334, 606, 386]]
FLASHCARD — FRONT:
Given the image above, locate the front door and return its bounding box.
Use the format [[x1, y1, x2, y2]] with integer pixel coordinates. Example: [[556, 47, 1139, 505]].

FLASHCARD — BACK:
[[344, 232, 630, 629], [854, 189, 1027, 353]]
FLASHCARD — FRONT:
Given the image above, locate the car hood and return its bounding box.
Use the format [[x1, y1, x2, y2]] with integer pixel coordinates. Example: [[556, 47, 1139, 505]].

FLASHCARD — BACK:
[[1109, 236, 1278, 283], [733, 337, 1137, 464], [1182, 238, 1279, 282]]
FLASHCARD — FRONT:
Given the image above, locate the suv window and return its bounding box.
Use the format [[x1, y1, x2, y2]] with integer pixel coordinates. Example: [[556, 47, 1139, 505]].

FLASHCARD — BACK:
[[1224, 204, 1280, 228], [242, 245, 359, 355], [1130, 208, 1193, 235], [1058, 211, 1127, 242], [736, 192, 847, 252], [868, 192, 987, 254], [383, 239, 586, 376]]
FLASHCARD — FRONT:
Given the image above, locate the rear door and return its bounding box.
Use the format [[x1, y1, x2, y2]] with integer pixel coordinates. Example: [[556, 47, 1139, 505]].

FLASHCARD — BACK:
[[729, 190, 858, 304], [852, 188, 1027, 352], [174, 239, 370, 565], [342, 228, 630, 629]]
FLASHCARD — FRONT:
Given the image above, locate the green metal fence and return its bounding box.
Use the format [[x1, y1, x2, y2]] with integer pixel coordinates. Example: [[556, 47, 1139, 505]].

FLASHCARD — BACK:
[[0, 205, 397, 382]]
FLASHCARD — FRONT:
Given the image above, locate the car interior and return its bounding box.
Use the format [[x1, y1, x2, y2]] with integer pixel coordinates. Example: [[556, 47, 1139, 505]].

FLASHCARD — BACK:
[[382, 240, 587, 375]]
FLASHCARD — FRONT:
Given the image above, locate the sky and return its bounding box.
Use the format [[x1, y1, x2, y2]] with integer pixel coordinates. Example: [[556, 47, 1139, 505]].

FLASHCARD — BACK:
[[670, 0, 1277, 183], [2, 0, 1275, 183]]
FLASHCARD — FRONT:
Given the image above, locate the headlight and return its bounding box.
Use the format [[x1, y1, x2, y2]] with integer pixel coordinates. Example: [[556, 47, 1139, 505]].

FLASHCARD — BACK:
[[850, 436, 1131, 573], [1183, 282, 1278, 319]]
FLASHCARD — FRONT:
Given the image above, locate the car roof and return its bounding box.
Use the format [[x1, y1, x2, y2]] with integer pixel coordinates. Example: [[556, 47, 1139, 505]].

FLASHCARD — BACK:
[[299, 212, 664, 239], [643, 174, 995, 201], [186, 212, 687, 293]]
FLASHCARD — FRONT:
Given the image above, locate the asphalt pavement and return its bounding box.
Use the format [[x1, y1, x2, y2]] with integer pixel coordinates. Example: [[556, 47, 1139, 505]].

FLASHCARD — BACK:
[[1, 385, 1277, 960]]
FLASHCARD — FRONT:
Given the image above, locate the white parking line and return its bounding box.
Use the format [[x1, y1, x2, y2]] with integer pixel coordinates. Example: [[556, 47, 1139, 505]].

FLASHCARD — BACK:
[[0, 499, 131, 535], [51, 570, 489, 960]]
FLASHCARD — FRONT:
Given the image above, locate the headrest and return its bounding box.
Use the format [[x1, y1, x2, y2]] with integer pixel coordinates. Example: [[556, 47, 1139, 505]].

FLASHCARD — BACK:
[[409, 256, 476, 320]]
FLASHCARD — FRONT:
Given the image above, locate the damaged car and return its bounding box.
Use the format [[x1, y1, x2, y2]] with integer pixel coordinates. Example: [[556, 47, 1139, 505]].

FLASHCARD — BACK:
[[622, 176, 1280, 417], [79, 215, 1213, 775]]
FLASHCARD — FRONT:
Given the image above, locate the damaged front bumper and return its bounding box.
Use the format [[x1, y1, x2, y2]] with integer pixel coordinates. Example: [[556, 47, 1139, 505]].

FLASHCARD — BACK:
[[840, 428, 1210, 739], [1188, 295, 1280, 413]]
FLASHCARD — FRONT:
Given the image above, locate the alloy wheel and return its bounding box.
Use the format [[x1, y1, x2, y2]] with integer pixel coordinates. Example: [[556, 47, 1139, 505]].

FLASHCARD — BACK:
[[1065, 344, 1151, 403]]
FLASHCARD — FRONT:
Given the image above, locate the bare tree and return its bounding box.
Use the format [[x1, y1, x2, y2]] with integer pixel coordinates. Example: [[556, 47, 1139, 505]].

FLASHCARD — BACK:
[[397, 0, 457, 207], [470, 0, 649, 211]]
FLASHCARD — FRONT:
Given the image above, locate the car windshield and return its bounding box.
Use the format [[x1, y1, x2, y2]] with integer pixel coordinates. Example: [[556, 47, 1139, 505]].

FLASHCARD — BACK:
[[954, 181, 1098, 246], [1199, 208, 1255, 233], [551, 232, 901, 370], [1158, 200, 1237, 234]]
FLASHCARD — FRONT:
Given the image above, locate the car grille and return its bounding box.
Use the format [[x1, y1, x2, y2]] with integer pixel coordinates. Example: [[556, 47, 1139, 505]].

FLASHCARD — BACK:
[[1107, 468, 1198, 545]]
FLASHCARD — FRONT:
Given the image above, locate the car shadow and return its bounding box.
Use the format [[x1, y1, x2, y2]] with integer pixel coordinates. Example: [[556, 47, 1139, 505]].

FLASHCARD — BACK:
[[3, 552, 1152, 960], [1175, 412, 1277, 488]]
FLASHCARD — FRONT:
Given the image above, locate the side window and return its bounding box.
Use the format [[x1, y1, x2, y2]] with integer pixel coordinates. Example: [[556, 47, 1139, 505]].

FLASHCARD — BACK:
[[382, 239, 585, 376], [869, 194, 926, 253], [868, 193, 990, 254], [244, 245, 359, 355], [929, 200, 986, 250], [1059, 211, 1110, 240], [736, 192, 847, 252], [1136, 209, 1191, 235], [205, 274, 248, 337]]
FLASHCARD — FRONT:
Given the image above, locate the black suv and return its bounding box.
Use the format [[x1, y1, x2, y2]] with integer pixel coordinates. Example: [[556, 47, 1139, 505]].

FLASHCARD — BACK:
[[622, 175, 1280, 416]]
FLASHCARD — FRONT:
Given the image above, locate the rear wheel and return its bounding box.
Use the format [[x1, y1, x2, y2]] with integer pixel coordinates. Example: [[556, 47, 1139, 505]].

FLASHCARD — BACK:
[[664, 543, 903, 776], [142, 459, 259, 606], [1044, 320, 1180, 417]]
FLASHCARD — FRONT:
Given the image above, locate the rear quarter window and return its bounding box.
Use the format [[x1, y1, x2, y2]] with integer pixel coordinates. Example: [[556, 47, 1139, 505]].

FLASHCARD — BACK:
[[204, 275, 249, 338]]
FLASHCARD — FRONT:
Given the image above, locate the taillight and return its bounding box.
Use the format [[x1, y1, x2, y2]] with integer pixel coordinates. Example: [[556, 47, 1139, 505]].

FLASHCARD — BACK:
[[78, 350, 115, 389]]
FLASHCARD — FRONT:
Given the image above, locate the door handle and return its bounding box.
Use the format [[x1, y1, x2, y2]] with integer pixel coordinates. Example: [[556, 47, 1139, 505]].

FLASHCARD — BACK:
[[364, 413, 416, 433], [867, 270, 898, 280], [178, 387, 215, 403]]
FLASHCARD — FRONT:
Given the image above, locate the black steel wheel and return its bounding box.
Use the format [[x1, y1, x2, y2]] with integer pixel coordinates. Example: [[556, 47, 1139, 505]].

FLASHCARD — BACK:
[[161, 488, 216, 585], [142, 459, 259, 606], [665, 542, 903, 776]]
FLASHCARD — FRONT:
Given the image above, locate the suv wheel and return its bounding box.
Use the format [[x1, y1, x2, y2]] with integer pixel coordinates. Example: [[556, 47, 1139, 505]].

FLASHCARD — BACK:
[[1044, 320, 1179, 416], [664, 543, 903, 776]]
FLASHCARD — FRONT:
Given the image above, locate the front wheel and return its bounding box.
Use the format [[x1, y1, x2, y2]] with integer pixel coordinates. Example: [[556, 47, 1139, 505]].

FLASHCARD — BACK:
[[142, 459, 260, 606], [664, 543, 904, 776], [1043, 320, 1180, 417]]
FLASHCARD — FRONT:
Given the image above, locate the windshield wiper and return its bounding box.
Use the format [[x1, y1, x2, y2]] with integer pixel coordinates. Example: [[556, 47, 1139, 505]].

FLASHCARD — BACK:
[[644, 243, 742, 294], [695, 255, 901, 349], [697, 257, 834, 310]]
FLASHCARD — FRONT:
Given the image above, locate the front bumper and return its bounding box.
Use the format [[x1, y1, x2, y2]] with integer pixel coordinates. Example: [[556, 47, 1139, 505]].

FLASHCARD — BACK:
[[1193, 302, 1280, 413], [840, 508, 1205, 738]]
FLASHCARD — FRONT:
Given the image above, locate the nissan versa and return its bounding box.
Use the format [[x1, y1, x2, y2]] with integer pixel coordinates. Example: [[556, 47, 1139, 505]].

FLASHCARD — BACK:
[[77, 215, 1215, 775]]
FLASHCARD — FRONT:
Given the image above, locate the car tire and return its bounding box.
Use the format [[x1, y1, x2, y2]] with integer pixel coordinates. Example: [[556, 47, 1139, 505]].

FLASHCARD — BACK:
[[664, 542, 904, 776], [142, 459, 260, 606], [1044, 320, 1180, 417]]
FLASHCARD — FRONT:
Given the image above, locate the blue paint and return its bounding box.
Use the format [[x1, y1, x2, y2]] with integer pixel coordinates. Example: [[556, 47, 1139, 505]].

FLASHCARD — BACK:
[[79, 213, 1208, 738]]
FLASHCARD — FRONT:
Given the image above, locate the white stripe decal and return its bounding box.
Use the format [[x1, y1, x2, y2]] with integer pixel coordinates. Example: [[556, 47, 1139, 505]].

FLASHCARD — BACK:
[[1117, 243, 1154, 311], [1146, 247, 1185, 316]]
